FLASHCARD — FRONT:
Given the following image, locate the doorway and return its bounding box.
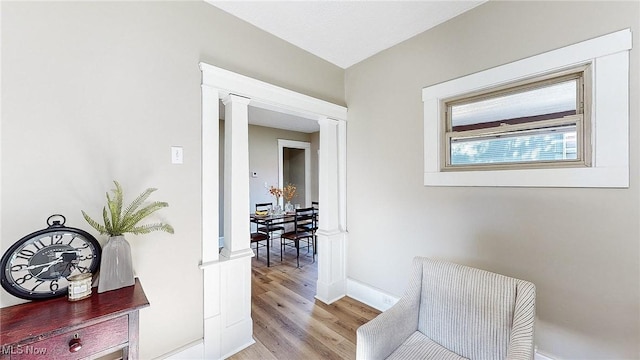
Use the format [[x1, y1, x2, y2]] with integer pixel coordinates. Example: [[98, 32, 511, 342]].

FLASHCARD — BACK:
[[283, 148, 305, 205], [278, 139, 311, 208], [200, 62, 348, 359]]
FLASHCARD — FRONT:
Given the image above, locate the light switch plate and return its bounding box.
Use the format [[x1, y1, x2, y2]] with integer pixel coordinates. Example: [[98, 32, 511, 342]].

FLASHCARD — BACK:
[[171, 146, 183, 164]]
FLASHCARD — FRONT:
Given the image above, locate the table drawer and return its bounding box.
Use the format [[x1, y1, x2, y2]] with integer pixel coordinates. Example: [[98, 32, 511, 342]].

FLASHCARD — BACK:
[[11, 315, 128, 360]]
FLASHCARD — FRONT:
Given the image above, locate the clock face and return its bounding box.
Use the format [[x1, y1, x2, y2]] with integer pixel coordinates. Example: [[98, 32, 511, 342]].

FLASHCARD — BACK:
[[1, 225, 101, 300]]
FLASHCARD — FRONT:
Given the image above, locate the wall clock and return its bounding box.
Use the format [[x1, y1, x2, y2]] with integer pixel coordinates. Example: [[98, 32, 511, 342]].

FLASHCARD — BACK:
[[0, 214, 101, 300]]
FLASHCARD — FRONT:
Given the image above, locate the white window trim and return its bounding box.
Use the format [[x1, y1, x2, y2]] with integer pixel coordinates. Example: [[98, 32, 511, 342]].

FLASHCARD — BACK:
[[423, 29, 631, 188]]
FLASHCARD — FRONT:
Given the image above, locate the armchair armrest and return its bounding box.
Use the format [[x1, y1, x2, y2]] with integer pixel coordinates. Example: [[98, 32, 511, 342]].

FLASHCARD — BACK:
[[356, 296, 420, 360], [506, 280, 536, 360], [357, 256, 425, 360]]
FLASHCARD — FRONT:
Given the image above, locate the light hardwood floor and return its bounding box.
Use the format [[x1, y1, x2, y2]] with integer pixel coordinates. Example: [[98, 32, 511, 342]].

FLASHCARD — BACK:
[[229, 238, 380, 360]]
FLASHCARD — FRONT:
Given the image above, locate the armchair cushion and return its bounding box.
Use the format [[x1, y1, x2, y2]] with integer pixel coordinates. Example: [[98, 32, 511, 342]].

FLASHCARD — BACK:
[[387, 331, 467, 360]]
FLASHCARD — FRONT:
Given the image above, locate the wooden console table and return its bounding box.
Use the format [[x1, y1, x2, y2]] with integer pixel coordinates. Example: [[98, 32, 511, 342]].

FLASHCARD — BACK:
[[0, 278, 149, 360]]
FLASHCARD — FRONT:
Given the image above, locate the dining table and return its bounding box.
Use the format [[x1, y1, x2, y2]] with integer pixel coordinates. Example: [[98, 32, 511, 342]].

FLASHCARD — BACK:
[[250, 212, 296, 267]]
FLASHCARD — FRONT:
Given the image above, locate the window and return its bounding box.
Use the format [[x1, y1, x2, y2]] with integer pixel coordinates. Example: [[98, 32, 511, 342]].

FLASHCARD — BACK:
[[422, 28, 631, 188], [442, 66, 591, 170]]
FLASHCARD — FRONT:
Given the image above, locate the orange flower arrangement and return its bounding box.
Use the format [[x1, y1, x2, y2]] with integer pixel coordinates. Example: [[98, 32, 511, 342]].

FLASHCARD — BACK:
[[283, 183, 297, 202], [269, 185, 283, 201]]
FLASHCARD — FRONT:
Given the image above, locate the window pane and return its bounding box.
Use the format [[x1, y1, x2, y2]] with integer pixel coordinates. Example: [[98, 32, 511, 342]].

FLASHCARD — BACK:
[[450, 124, 577, 165], [451, 80, 577, 131]]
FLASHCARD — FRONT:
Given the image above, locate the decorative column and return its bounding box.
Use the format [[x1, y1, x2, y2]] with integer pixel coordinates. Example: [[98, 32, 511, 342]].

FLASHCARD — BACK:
[[315, 117, 347, 304], [221, 94, 253, 259], [217, 94, 254, 358], [338, 119, 347, 232]]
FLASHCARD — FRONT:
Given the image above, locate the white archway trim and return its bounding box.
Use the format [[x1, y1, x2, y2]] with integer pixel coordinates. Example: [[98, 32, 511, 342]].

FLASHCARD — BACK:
[[278, 139, 312, 207], [198, 62, 348, 360], [200, 63, 347, 122]]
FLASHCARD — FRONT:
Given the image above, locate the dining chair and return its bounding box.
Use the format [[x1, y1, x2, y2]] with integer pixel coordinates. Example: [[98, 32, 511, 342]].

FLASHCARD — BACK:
[[312, 201, 319, 257], [296, 202, 319, 260], [250, 231, 270, 265], [281, 207, 315, 267]]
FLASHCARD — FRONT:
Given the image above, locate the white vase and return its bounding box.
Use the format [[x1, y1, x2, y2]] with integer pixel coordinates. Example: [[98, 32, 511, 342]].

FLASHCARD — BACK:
[[97, 235, 135, 293], [285, 201, 294, 213]]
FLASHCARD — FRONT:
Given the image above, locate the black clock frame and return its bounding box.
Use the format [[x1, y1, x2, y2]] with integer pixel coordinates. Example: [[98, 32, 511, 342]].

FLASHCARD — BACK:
[[0, 214, 102, 300]]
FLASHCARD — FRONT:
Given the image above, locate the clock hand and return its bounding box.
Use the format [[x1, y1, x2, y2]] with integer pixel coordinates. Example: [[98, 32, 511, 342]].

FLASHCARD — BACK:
[[24, 258, 64, 270], [35, 259, 66, 277], [34, 265, 51, 277]]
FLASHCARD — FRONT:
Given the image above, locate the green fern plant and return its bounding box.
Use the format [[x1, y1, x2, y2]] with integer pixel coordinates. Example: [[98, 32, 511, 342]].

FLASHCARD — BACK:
[[82, 181, 174, 236]]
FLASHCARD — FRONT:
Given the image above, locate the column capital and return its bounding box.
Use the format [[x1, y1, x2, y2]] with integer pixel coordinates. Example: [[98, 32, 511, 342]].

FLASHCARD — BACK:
[[222, 93, 251, 106], [317, 117, 339, 127]]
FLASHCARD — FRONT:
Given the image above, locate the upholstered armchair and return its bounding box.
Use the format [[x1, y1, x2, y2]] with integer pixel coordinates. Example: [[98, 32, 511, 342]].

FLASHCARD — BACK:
[[356, 257, 536, 360]]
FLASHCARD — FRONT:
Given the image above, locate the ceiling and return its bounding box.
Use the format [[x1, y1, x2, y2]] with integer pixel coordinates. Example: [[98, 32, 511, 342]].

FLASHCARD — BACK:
[[207, 1, 486, 69], [219, 101, 322, 133], [209, 0, 487, 133]]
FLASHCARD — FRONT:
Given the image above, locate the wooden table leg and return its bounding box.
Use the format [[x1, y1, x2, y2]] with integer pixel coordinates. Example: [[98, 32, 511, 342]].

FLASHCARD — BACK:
[[127, 311, 140, 359]]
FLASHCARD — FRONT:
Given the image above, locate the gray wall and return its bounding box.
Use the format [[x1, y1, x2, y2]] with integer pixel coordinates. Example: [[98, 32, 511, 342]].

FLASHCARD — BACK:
[[247, 125, 314, 213], [1, 2, 343, 358], [345, 1, 639, 359]]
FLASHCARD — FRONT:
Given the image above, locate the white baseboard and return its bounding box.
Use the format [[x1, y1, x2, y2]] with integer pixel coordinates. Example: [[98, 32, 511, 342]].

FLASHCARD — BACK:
[[315, 277, 347, 305], [220, 339, 255, 360], [160, 339, 204, 360], [346, 278, 399, 312], [535, 350, 556, 360]]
